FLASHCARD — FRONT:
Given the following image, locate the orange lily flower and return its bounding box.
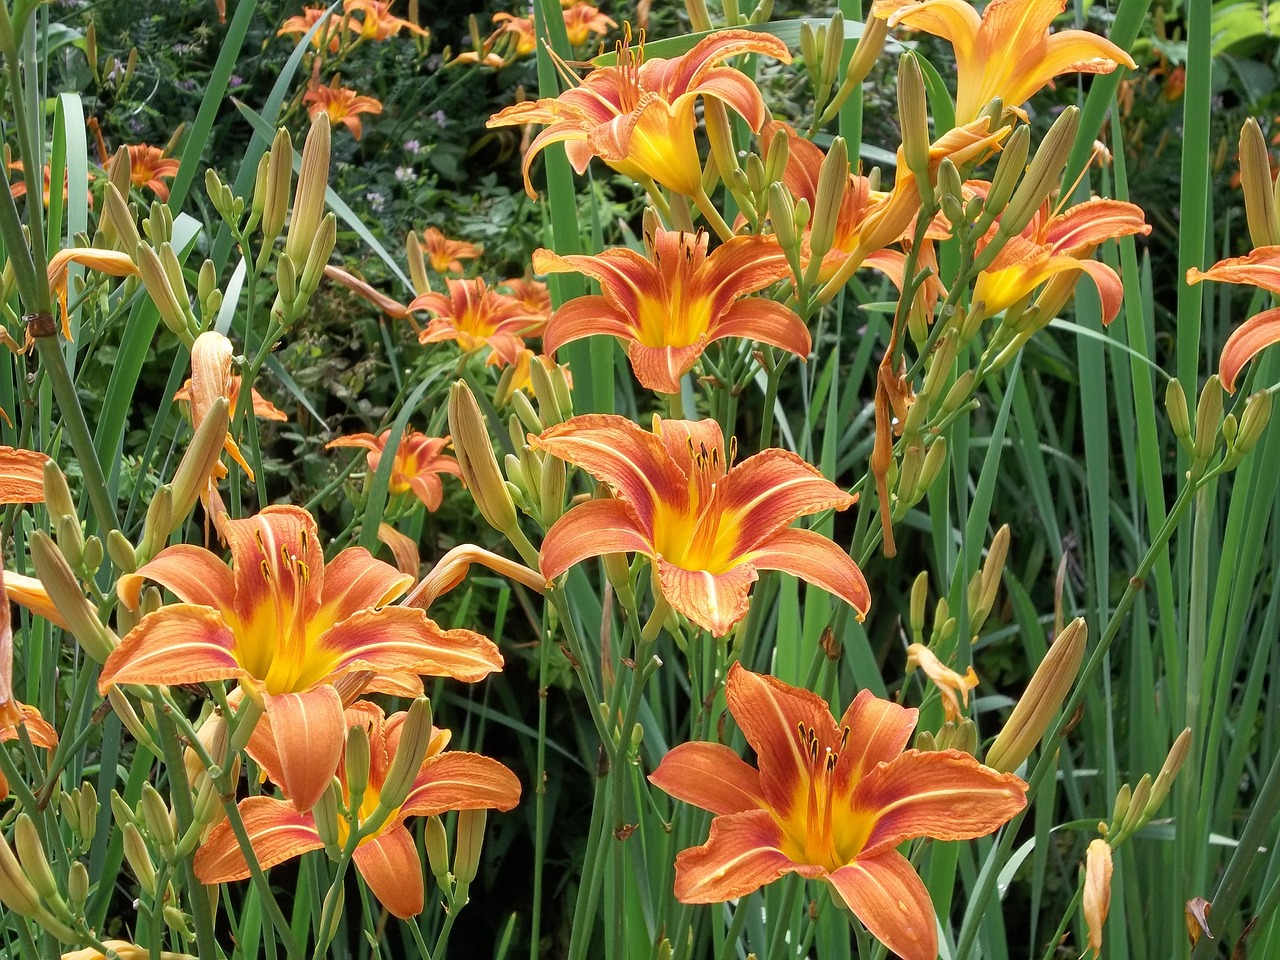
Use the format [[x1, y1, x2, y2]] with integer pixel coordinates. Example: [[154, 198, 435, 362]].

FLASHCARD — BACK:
[[873, 0, 1136, 124], [533, 415, 869, 636], [111, 145, 181, 201], [303, 81, 383, 140], [99, 505, 504, 811], [906, 642, 979, 721], [562, 2, 616, 46], [535, 228, 808, 393], [650, 664, 1027, 960], [195, 700, 519, 918], [326, 427, 462, 511], [8, 161, 93, 207], [47, 247, 139, 340], [970, 196, 1150, 327], [421, 226, 482, 274], [499, 276, 552, 317], [174, 376, 288, 423], [410, 277, 545, 366], [487, 29, 791, 198], [490, 12, 537, 57], [344, 0, 429, 40], [1187, 246, 1280, 392], [278, 7, 349, 52], [0, 567, 58, 802]]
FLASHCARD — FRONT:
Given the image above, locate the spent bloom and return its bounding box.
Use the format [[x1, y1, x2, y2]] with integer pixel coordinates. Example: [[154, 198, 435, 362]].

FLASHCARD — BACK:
[[490, 12, 537, 56], [0, 567, 58, 803], [303, 81, 384, 140], [99, 505, 504, 812], [650, 664, 1027, 960], [487, 29, 791, 198], [873, 0, 1136, 124], [195, 700, 519, 918], [906, 643, 979, 721], [534, 225, 808, 394], [326, 427, 462, 511], [533, 415, 870, 636]]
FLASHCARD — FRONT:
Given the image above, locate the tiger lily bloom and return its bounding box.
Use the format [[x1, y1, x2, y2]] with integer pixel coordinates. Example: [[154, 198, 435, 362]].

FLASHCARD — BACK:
[[1187, 246, 1280, 392], [906, 643, 979, 721], [650, 664, 1027, 960], [410, 277, 545, 366], [562, 2, 616, 45], [344, 0, 429, 39], [303, 81, 383, 140], [533, 415, 869, 636], [196, 700, 519, 918], [970, 197, 1150, 327], [0, 567, 58, 803], [487, 29, 791, 199], [499, 277, 552, 317], [110, 145, 181, 201], [535, 228, 807, 393], [422, 227, 482, 274], [99, 505, 503, 811], [7, 161, 93, 207], [326, 427, 462, 511], [873, 0, 1136, 125]]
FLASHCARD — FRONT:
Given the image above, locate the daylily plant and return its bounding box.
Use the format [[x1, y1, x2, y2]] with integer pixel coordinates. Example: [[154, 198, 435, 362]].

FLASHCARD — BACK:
[[534, 226, 808, 393], [303, 80, 384, 140], [99, 505, 504, 811], [650, 664, 1027, 960], [873, 0, 1136, 124], [533, 415, 870, 636], [326, 427, 462, 511], [411, 277, 546, 366], [195, 700, 519, 918], [1187, 246, 1280, 392], [487, 29, 791, 199]]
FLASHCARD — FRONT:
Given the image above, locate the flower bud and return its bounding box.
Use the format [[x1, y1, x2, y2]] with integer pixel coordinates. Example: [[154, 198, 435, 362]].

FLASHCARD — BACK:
[[449, 380, 519, 536], [380, 697, 433, 811], [453, 808, 486, 886], [981, 124, 1030, 227], [262, 128, 293, 248], [769, 183, 801, 273], [1166, 377, 1192, 444], [969, 524, 1009, 637], [406, 231, 431, 297], [43, 460, 76, 521], [313, 779, 342, 854], [286, 113, 331, 268], [1144, 727, 1192, 823], [424, 815, 450, 888], [106, 530, 138, 573], [81, 535, 104, 576], [345, 723, 372, 814], [110, 791, 136, 828], [15, 814, 59, 901], [821, 12, 844, 91], [1193, 374, 1223, 463], [986, 617, 1087, 772], [1230, 388, 1272, 461], [141, 784, 176, 861], [511, 390, 543, 435], [29, 531, 118, 662], [135, 242, 196, 347], [298, 213, 337, 298], [843, 15, 887, 92], [137, 485, 174, 565], [122, 822, 156, 897], [67, 861, 88, 912], [56, 514, 86, 571], [169, 397, 230, 524], [1110, 782, 1132, 830], [59, 792, 83, 840], [762, 126, 790, 189], [1120, 773, 1152, 837], [1083, 838, 1113, 958], [809, 137, 849, 263], [915, 436, 948, 497], [1240, 119, 1280, 248], [0, 828, 41, 917], [939, 369, 976, 420], [276, 253, 298, 307], [909, 571, 928, 644], [103, 184, 142, 254], [540, 452, 566, 526], [897, 54, 930, 182], [1001, 106, 1079, 239]]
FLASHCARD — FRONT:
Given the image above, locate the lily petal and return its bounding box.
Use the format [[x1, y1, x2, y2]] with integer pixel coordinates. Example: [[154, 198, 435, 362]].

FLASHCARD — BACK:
[[655, 557, 756, 637], [320, 606, 503, 683], [1220, 305, 1280, 393], [223, 506, 326, 633], [626, 340, 709, 393], [264, 686, 346, 812], [710, 298, 811, 357], [98, 605, 239, 693], [539, 497, 654, 580], [826, 849, 938, 960], [742, 527, 871, 619], [353, 824, 425, 919], [117, 544, 236, 613], [402, 751, 523, 816], [318, 547, 412, 624], [194, 795, 322, 883], [835, 689, 918, 789], [1187, 245, 1280, 295], [853, 748, 1028, 856], [648, 741, 764, 815], [673, 808, 815, 903], [542, 296, 637, 356], [0, 447, 49, 504]]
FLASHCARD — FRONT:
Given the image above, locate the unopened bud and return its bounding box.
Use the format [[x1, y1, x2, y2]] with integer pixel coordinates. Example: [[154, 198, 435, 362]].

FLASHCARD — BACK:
[[453, 808, 486, 886], [986, 617, 1087, 772], [982, 125, 1030, 227], [380, 697, 433, 811], [1144, 727, 1192, 823], [29, 531, 118, 662], [511, 390, 543, 435], [1239, 119, 1280, 248], [67, 862, 88, 912], [313, 780, 342, 853], [939, 370, 976, 420], [916, 437, 948, 496], [969, 524, 1009, 636], [1111, 782, 1132, 830], [844, 14, 887, 89], [1231, 388, 1272, 459], [141, 784, 176, 861], [262, 127, 293, 247], [897, 54, 930, 182], [449, 381, 518, 536], [345, 724, 371, 813], [164, 905, 194, 939], [103, 184, 142, 253], [762, 126, 790, 188], [1166, 377, 1192, 444], [0, 829, 41, 916], [1120, 774, 1152, 837], [77, 782, 99, 849], [81, 535, 103, 576], [1002, 107, 1079, 238], [137, 485, 174, 565], [540, 453, 566, 526], [122, 822, 156, 896], [820, 12, 844, 91], [1193, 375, 1223, 463], [921, 330, 959, 398], [169, 397, 230, 524], [406, 231, 431, 297], [424, 815, 450, 887], [809, 137, 849, 262], [56, 514, 86, 571], [106, 530, 138, 573], [15, 815, 58, 901], [285, 113, 331, 267], [298, 213, 337, 297], [135, 242, 196, 346], [909, 571, 928, 643], [43, 460, 76, 520], [769, 182, 799, 256], [277, 254, 298, 306]]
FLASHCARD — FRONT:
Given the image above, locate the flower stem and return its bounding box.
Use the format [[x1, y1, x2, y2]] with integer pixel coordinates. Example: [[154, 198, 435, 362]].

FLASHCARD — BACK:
[[764, 875, 804, 960]]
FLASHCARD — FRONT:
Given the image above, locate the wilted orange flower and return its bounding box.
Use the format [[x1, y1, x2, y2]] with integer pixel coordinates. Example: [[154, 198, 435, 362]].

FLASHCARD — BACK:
[[303, 80, 383, 140], [100, 505, 504, 812], [327, 427, 462, 511], [906, 643, 979, 721], [1187, 246, 1280, 392], [534, 415, 869, 636], [322, 264, 412, 320], [650, 664, 1027, 960], [535, 227, 807, 393], [111, 145, 181, 201], [490, 12, 537, 57], [278, 7, 349, 52], [562, 2, 616, 45], [1083, 838, 1113, 957], [196, 700, 519, 918], [422, 226, 481, 274], [8, 161, 93, 207], [970, 196, 1150, 326], [410, 277, 546, 365], [487, 30, 791, 198], [47, 247, 139, 340], [0, 567, 58, 802], [873, 0, 1136, 124], [344, 0, 429, 40]]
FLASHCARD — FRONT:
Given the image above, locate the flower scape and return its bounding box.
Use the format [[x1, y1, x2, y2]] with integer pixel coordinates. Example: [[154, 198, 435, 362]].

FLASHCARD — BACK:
[[0, 0, 1271, 959]]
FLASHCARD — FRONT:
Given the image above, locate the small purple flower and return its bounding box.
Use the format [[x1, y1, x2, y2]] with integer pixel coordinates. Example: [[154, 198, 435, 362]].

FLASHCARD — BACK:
[[404, 139, 421, 154], [431, 110, 447, 128], [395, 166, 416, 181], [366, 191, 386, 212], [229, 75, 245, 89]]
